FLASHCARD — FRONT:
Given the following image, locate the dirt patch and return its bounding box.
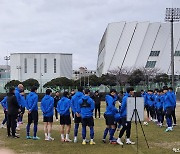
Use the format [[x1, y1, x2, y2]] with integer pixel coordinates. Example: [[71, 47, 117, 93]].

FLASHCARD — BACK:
[[0, 149, 15, 154], [152, 141, 180, 149]]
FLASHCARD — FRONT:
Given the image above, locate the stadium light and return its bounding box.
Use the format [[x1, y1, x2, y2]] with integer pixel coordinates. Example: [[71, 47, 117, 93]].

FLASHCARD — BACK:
[[4, 56, 10, 83], [165, 8, 180, 88]]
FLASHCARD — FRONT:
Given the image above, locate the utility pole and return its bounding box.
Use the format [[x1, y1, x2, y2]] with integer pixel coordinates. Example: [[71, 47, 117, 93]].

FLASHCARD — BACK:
[[165, 8, 180, 88]]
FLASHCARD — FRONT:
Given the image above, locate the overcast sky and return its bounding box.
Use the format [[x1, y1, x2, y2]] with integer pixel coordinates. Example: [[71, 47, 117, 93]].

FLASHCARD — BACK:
[[0, 0, 179, 70]]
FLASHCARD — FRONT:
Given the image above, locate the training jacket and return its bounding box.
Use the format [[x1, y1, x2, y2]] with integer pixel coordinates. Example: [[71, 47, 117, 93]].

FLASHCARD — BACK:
[[77, 95, 94, 118], [41, 95, 54, 117], [169, 91, 176, 107], [104, 94, 118, 116], [119, 92, 130, 118], [146, 93, 155, 107], [26, 92, 38, 111], [15, 87, 23, 106], [163, 91, 174, 110], [7, 93, 20, 115], [71, 91, 84, 113], [1, 96, 7, 110], [155, 95, 163, 109], [57, 96, 71, 116]]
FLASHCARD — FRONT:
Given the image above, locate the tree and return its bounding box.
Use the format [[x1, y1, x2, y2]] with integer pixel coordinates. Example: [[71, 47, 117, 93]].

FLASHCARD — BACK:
[[154, 73, 170, 86], [127, 69, 145, 86], [22, 78, 40, 91], [4, 80, 21, 91], [43, 77, 73, 91]]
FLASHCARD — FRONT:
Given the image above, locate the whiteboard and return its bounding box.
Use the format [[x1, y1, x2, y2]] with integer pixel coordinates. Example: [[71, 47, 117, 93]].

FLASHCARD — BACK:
[[127, 97, 144, 121]]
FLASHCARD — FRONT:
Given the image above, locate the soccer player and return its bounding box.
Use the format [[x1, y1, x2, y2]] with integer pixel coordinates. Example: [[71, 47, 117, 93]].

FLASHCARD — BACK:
[[54, 91, 60, 121], [57, 91, 72, 142], [71, 87, 84, 143], [155, 89, 163, 127], [41, 89, 54, 141], [0, 96, 7, 128], [26, 86, 40, 140], [168, 87, 177, 126], [7, 87, 20, 138], [117, 87, 135, 145], [102, 89, 118, 143], [163, 86, 174, 132], [146, 90, 155, 121], [78, 89, 95, 145]]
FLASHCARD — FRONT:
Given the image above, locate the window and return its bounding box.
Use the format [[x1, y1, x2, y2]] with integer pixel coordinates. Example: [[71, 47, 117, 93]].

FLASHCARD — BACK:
[[54, 58, 56, 73], [175, 51, 180, 56], [145, 61, 156, 68], [44, 58, 47, 73], [24, 58, 27, 73], [149, 51, 160, 56], [34, 58, 37, 73]]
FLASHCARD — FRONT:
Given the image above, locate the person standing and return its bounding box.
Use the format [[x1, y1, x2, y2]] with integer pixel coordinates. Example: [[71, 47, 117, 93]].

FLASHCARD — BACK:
[[168, 87, 177, 126], [26, 86, 40, 140], [57, 91, 72, 142], [71, 87, 84, 143], [102, 89, 118, 143], [7, 87, 20, 138], [117, 87, 135, 145], [69, 89, 75, 120], [0, 96, 8, 128], [41, 89, 54, 141], [54, 91, 60, 121], [92, 91, 102, 119], [163, 86, 174, 132], [78, 89, 95, 145]]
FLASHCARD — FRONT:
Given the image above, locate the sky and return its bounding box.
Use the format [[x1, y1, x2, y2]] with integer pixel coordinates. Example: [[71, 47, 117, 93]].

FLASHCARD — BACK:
[[0, 0, 179, 70]]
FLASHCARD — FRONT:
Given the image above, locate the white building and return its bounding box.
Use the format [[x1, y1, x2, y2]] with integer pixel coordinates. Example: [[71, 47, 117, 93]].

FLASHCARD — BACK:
[[97, 21, 180, 76], [10, 53, 72, 85]]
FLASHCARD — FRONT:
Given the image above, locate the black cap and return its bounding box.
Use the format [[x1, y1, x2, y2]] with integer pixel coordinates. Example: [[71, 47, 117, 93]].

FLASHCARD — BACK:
[[163, 86, 168, 90]]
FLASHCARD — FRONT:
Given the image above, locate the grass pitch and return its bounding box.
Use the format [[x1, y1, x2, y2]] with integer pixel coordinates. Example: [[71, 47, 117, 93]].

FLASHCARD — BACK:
[[0, 102, 180, 154]]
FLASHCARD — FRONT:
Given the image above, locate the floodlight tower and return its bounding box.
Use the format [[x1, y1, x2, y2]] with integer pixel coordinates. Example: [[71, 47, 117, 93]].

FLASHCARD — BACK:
[[165, 8, 180, 88]]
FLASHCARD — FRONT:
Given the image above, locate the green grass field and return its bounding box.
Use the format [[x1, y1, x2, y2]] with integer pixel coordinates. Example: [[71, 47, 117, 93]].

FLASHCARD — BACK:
[[0, 102, 180, 154]]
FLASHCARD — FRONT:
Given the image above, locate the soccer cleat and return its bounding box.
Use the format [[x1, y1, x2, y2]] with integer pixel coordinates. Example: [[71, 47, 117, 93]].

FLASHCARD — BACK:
[[82, 140, 86, 145], [74, 138, 77, 143], [90, 141, 96, 145], [165, 127, 173, 132], [116, 138, 123, 145], [0, 124, 6, 129], [173, 123, 177, 126], [45, 137, 49, 141], [12, 135, 20, 139], [65, 138, 72, 142], [126, 139, 135, 145], [33, 136, 40, 140], [102, 139, 106, 143], [26, 136, 33, 139]]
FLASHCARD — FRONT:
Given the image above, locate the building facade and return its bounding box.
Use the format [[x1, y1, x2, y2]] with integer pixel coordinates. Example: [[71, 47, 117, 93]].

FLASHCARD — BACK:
[[10, 53, 72, 85], [97, 21, 180, 76]]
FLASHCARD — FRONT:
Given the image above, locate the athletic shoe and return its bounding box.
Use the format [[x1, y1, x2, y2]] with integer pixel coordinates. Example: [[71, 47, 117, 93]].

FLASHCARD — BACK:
[[26, 136, 32, 139], [16, 127, 20, 131], [173, 124, 177, 126], [12, 135, 20, 139], [102, 139, 106, 143], [90, 141, 96, 145], [74, 138, 77, 143], [56, 119, 58, 122], [117, 138, 123, 145], [45, 137, 49, 141], [65, 138, 72, 142], [159, 123, 163, 127], [165, 127, 173, 132], [61, 139, 65, 142], [110, 138, 117, 144], [49, 137, 55, 141], [126, 139, 135, 145], [82, 140, 86, 145], [33, 136, 40, 140], [0, 124, 6, 129]]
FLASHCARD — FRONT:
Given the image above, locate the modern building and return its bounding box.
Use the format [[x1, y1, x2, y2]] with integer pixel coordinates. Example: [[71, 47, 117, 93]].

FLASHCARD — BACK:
[[73, 68, 97, 80], [97, 21, 180, 76], [10, 53, 72, 85]]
